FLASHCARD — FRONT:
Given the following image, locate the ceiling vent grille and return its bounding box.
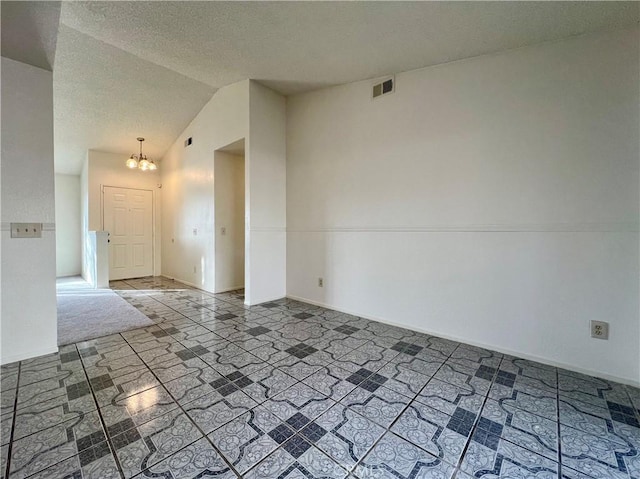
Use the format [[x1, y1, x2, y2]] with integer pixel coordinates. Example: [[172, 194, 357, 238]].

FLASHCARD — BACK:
[[372, 77, 394, 99]]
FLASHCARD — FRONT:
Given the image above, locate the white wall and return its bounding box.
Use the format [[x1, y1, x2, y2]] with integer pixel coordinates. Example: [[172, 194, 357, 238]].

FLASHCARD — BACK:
[[84, 150, 162, 279], [161, 79, 286, 304], [55, 174, 81, 277], [286, 28, 640, 384], [1, 57, 58, 363], [214, 151, 245, 292], [161, 80, 249, 292], [247, 82, 287, 304]]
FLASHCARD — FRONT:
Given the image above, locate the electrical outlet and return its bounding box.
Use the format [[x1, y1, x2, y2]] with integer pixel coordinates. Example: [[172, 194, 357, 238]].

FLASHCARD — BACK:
[[318, 277, 323, 287], [590, 320, 609, 340], [221, 227, 227, 236], [193, 228, 198, 236]]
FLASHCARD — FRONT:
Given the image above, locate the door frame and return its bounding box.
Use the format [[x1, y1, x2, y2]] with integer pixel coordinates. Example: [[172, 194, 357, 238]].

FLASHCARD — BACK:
[[101, 185, 156, 278]]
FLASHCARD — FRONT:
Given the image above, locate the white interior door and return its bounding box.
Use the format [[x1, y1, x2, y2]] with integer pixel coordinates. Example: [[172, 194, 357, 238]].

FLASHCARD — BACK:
[[103, 186, 153, 280]]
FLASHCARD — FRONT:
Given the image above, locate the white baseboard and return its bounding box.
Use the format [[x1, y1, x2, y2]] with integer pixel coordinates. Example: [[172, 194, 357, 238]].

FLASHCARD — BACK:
[[160, 276, 245, 295], [160, 275, 205, 291], [286, 294, 640, 388], [214, 285, 244, 293], [161, 275, 287, 307], [1, 344, 59, 366], [56, 273, 82, 279], [246, 295, 286, 307]]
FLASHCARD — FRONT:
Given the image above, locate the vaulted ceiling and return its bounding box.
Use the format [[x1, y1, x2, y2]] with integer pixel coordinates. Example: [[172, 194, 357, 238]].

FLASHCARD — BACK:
[[2, 1, 639, 174]]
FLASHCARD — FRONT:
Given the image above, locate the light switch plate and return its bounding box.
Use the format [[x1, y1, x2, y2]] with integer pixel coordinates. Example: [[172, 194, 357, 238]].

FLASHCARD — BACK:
[[11, 223, 42, 238]]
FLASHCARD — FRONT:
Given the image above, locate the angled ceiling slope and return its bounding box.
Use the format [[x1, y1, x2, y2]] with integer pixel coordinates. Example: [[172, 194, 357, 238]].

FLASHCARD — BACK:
[[1, 1, 61, 71], [60, 1, 640, 93], [8, 1, 640, 174], [53, 25, 215, 174]]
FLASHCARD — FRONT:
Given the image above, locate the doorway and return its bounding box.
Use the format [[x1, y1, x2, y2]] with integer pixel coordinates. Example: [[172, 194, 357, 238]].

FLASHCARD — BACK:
[[214, 140, 245, 292], [102, 186, 154, 280]]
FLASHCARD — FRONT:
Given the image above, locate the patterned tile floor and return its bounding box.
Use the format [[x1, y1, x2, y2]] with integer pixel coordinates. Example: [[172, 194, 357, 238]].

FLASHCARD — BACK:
[[1, 276, 639, 479]]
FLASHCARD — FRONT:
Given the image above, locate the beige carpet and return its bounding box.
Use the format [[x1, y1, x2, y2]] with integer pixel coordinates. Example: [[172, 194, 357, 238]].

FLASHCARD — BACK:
[[57, 276, 154, 345]]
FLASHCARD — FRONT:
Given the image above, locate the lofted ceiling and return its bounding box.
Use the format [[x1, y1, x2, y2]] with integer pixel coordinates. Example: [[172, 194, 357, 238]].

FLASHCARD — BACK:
[[3, 1, 639, 174], [1, 1, 60, 71]]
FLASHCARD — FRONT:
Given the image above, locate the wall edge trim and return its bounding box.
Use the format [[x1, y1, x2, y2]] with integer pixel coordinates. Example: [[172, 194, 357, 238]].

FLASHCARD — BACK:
[[286, 222, 640, 233], [251, 227, 286, 232], [214, 286, 244, 293], [286, 294, 640, 387], [1, 344, 59, 366], [160, 275, 208, 292], [245, 294, 286, 307]]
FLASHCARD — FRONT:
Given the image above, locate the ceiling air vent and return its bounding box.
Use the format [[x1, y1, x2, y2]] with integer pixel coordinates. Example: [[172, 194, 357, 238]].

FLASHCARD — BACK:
[[372, 76, 394, 99], [184, 137, 193, 147]]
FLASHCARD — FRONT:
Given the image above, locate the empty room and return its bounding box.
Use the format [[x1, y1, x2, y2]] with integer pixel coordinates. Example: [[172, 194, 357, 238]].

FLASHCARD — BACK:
[[1, 2, 639, 478]]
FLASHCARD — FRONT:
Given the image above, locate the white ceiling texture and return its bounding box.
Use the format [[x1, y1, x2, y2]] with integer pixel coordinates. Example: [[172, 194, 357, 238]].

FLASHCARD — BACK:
[[4, 2, 640, 174]]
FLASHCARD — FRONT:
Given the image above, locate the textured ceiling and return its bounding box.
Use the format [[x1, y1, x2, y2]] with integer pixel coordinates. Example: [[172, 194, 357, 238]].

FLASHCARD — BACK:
[[1, 1, 61, 71], [53, 25, 215, 174], [37, 1, 640, 173]]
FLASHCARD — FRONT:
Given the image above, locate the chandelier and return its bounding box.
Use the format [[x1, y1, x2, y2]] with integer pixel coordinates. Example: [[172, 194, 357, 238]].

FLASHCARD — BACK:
[[126, 137, 157, 171]]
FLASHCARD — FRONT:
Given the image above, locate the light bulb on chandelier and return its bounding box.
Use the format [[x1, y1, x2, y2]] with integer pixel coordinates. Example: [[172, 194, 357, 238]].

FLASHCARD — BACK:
[[126, 137, 157, 171]]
